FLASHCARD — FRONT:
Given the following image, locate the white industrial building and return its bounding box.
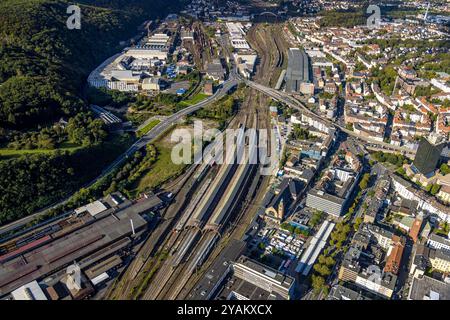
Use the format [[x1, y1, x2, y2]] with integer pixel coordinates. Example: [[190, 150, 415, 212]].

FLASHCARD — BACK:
[[142, 77, 161, 91], [88, 40, 169, 92], [110, 70, 142, 82], [125, 47, 168, 60], [226, 22, 246, 39], [75, 200, 108, 217], [234, 51, 257, 79], [11, 281, 47, 300], [231, 39, 250, 49]]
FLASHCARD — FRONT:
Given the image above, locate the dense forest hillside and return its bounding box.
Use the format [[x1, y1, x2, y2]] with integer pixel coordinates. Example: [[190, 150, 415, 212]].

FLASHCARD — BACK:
[[0, 0, 183, 128], [0, 0, 183, 224], [0, 137, 132, 224]]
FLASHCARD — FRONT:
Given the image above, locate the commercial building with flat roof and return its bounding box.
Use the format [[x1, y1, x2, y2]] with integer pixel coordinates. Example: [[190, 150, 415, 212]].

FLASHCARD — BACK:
[[218, 275, 281, 300], [408, 275, 450, 300], [306, 150, 361, 217], [285, 48, 311, 94], [125, 47, 168, 60], [142, 77, 161, 91], [306, 189, 346, 217], [327, 284, 372, 300], [224, 256, 295, 300], [74, 200, 108, 217]]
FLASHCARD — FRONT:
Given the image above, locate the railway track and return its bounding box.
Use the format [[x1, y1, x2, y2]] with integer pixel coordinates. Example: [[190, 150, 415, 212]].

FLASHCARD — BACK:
[[175, 91, 274, 300], [152, 90, 260, 300], [178, 92, 273, 300], [105, 165, 199, 299], [273, 27, 285, 69], [138, 90, 257, 300], [111, 26, 279, 299], [246, 24, 286, 87], [136, 90, 271, 301], [107, 99, 243, 299]]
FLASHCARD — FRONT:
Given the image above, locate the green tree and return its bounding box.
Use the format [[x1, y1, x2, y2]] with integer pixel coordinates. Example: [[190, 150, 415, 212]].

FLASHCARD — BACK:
[[431, 184, 441, 195], [311, 275, 326, 293], [359, 173, 371, 190], [313, 264, 332, 277], [440, 163, 450, 176], [354, 217, 363, 231]]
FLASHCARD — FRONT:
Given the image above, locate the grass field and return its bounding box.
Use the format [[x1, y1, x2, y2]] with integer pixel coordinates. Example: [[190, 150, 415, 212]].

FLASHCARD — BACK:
[[178, 92, 209, 107], [134, 143, 186, 192], [132, 126, 191, 193], [136, 119, 161, 137], [0, 135, 134, 160]]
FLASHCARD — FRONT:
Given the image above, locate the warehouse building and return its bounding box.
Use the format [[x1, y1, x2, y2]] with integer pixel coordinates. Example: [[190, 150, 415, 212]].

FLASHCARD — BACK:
[[0, 194, 163, 297], [126, 46, 168, 61], [285, 48, 312, 94]]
